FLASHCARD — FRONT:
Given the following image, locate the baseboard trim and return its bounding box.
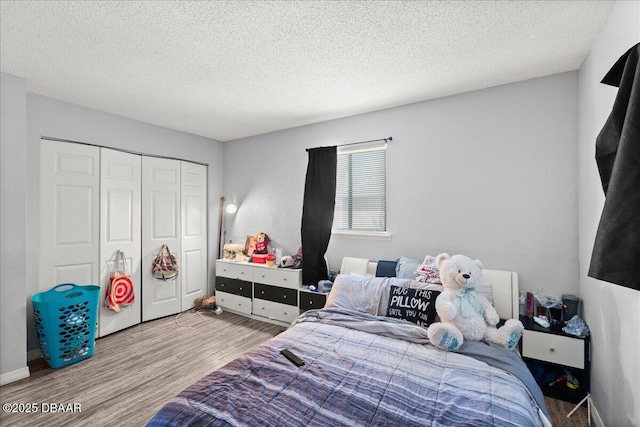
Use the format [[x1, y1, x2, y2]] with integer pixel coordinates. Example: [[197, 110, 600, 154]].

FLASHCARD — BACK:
[[591, 399, 604, 427], [0, 366, 30, 386], [27, 348, 41, 362]]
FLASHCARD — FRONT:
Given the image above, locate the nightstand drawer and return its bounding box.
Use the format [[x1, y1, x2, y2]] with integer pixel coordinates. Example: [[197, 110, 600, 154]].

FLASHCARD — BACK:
[[299, 291, 327, 311], [216, 261, 253, 281], [216, 291, 252, 315], [254, 267, 300, 289], [253, 298, 298, 324], [523, 330, 584, 369]]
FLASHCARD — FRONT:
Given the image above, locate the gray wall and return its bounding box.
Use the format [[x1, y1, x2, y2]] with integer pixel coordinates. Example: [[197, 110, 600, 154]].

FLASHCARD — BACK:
[[1, 73, 28, 382], [225, 72, 579, 295], [18, 94, 224, 355], [577, 1, 640, 425]]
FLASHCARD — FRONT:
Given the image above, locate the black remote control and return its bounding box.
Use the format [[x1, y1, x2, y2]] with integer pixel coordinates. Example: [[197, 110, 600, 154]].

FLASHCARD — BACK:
[[280, 349, 305, 367]]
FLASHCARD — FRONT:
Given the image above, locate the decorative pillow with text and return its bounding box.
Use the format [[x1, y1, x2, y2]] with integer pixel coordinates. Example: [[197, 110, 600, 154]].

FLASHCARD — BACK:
[[386, 285, 440, 328]]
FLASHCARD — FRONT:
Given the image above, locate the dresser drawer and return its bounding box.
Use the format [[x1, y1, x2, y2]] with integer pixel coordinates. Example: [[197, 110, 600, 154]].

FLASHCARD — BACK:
[[216, 291, 252, 315], [299, 291, 327, 312], [215, 276, 252, 298], [254, 283, 297, 306], [254, 267, 301, 289], [523, 330, 584, 369], [216, 261, 253, 281], [253, 298, 298, 324]]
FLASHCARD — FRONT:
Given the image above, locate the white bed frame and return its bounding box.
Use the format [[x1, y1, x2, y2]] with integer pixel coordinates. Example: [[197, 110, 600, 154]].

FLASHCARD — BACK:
[[340, 258, 520, 320], [482, 269, 519, 320]]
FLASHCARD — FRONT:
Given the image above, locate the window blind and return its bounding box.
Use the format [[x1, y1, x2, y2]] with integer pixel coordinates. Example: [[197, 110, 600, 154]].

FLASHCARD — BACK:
[[333, 142, 386, 232]]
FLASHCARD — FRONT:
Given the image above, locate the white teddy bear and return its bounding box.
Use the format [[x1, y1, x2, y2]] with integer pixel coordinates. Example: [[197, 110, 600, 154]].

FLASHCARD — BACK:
[[427, 253, 523, 351]]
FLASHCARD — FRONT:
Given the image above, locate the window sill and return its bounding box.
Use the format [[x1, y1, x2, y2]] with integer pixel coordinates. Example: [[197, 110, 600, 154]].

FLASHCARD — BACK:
[[331, 230, 392, 240]]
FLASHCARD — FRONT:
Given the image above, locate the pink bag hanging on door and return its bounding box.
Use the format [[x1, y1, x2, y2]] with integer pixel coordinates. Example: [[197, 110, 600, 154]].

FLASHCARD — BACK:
[[105, 250, 135, 312]]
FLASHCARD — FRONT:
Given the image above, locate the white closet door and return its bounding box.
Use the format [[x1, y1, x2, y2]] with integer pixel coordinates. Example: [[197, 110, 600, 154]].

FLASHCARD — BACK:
[[142, 156, 181, 321], [181, 162, 208, 311], [99, 148, 142, 337], [39, 140, 99, 292]]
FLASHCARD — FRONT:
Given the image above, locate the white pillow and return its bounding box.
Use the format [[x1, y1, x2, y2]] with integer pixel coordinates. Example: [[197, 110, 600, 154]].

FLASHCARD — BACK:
[[325, 275, 412, 316], [410, 281, 444, 292]]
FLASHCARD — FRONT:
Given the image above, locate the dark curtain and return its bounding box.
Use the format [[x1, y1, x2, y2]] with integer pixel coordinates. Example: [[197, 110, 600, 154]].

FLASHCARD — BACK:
[[301, 146, 337, 286], [588, 43, 640, 291]]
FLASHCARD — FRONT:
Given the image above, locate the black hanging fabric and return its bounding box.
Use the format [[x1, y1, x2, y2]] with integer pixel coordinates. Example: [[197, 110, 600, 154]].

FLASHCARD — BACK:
[[588, 43, 640, 291], [301, 146, 337, 286]]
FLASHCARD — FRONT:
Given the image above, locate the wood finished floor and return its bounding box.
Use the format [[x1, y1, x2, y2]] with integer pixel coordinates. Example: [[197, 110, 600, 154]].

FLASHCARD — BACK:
[[0, 310, 588, 426]]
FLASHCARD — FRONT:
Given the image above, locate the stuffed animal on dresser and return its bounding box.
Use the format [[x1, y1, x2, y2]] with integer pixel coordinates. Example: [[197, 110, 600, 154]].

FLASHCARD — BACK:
[[426, 253, 523, 351], [254, 232, 270, 254]]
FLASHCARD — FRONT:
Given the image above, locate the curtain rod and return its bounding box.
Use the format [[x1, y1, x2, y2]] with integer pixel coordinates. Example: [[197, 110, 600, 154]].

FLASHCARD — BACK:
[[306, 136, 392, 152]]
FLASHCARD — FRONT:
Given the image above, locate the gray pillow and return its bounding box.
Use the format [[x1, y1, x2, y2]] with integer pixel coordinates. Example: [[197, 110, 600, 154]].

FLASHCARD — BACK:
[[395, 257, 422, 279]]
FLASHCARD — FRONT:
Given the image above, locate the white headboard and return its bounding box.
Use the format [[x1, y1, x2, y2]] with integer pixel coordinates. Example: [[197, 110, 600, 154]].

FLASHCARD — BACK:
[[339, 257, 520, 320], [482, 269, 519, 320]]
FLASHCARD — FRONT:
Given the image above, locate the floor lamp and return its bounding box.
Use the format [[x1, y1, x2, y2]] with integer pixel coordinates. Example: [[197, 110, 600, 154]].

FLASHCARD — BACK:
[[217, 197, 238, 260]]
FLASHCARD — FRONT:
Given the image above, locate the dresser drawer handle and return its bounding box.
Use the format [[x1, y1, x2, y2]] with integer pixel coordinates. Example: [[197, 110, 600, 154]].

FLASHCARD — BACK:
[[261, 291, 265, 294], [549, 347, 555, 353], [239, 287, 242, 291], [309, 301, 313, 305], [283, 295, 287, 299]]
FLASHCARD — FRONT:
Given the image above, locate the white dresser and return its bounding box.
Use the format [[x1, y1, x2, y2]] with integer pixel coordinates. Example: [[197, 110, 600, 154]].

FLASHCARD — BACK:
[[215, 260, 302, 326]]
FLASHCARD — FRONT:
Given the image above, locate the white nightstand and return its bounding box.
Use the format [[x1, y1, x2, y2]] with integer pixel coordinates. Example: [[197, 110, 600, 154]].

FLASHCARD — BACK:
[[520, 316, 590, 404]]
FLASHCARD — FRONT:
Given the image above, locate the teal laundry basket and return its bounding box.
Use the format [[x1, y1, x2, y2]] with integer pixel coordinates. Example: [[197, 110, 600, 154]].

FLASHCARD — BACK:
[[32, 283, 100, 369]]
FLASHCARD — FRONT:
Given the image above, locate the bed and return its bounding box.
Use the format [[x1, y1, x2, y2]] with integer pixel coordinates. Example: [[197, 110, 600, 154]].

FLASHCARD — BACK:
[[148, 262, 550, 427]]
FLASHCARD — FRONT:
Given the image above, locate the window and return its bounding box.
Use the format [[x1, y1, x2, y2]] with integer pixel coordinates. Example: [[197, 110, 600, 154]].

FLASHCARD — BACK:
[[333, 142, 387, 233]]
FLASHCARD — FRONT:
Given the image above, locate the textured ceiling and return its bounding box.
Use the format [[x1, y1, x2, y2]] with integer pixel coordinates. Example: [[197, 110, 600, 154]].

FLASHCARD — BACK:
[[1, 1, 615, 142]]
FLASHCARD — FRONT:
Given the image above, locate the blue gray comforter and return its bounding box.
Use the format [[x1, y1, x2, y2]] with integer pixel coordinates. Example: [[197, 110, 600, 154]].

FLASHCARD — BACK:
[[148, 309, 547, 426]]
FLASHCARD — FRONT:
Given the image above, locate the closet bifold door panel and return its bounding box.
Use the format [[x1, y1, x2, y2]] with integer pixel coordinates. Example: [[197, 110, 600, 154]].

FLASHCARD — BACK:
[[40, 139, 209, 332], [39, 140, 100, 293], [98, 148, 142, 337], [141, 156, 182, 321], [180, 161, 208, 311]]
